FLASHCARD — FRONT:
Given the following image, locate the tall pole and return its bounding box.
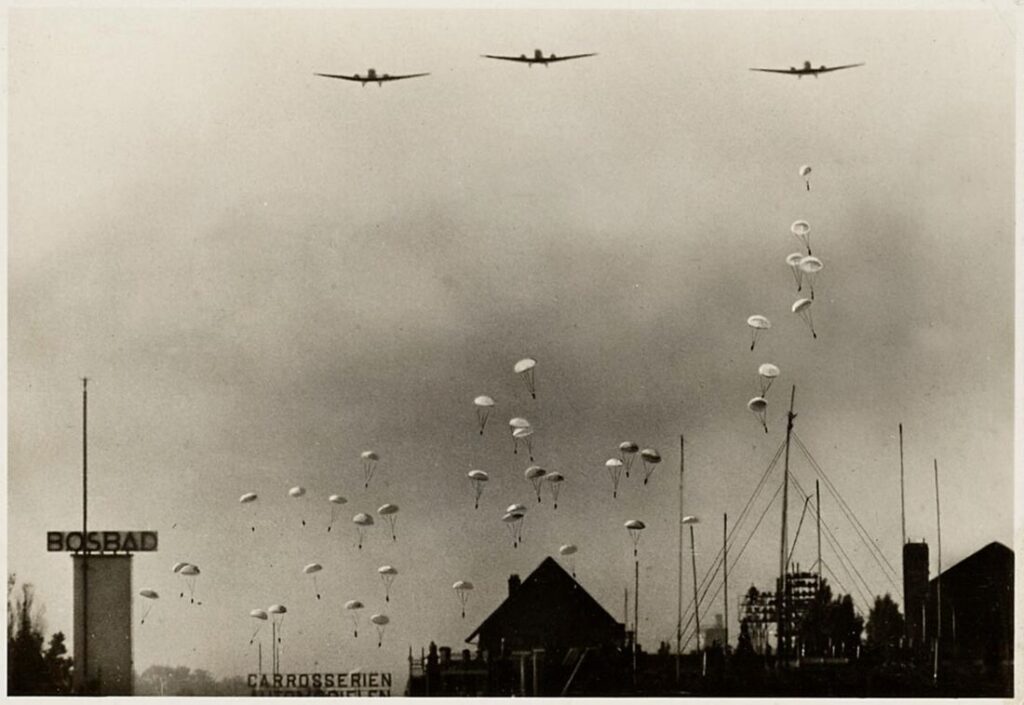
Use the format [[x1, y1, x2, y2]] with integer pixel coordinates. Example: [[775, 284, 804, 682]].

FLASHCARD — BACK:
[[933, 458, 942, 683], [722, 514, 729, 651], [816, 480, 822, 596], [899, 424, 907, 547], [690, 525, 701, 665], [633, 560, 639, 680], [81, 378, 89, 694], [676, 434, 684, 683], [777, 385, 796, 664]]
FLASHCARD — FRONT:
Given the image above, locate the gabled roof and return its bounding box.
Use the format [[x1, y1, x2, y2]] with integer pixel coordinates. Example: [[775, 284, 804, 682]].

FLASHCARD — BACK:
[[466, 556, 620, 644], [930, 541, 1013, 586]]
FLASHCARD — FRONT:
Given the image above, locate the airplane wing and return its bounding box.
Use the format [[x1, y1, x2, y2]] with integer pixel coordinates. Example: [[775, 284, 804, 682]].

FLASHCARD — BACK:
[[314, 73, 364, 81], [543, 53, 598, 63], [748, 67, 798, 74], [482, 54, 535, 63], [815, 63, 865, 73], [379, 73, 430, 81]]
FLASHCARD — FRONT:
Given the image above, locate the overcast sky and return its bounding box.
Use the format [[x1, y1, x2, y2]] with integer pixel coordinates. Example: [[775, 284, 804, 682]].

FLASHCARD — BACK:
[[7, 4, 1015, 685]]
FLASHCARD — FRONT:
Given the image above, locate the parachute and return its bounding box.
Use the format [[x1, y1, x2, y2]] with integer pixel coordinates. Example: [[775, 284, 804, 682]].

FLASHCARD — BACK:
[[474, 396, 495, 435], [239, 492, 258, 532], [171, 561, 187, 574], [327, 494, 348, 533], [378, 565, 398, 603], [513, 358, 537, 399], [138, 589, 158, 625], [798, 256, 823, 300], [682, 515, 700, 525], [792, 298, 817, 339], [512, 427, 535, 461], [639, 448, 662, 485], [791, 220, 812, 255], [545, 472, 565, 509], [289, 486, 307, 527], [618, 441, 639, 478], [361, 451, 380, 489], [558, 544, 578, 577], [377, 504, 399, 542], [370, 614, 390, 648], [624, 519, 646, 557], [799, 164, 812, 191], [453, 581, 474, 618], [747, 315, 771, 351], [268, 604, 287, 656], [467, 470, 489, 509], [524, 466, 547, 503], [757, 363, 780, 397], [502, 511, 526, 548], [344, 600, 364, 637], [179, 564, 200, 604], [605, 458, 624, 498], [786, 252, 805, 293], [303, 563, 323, 600], [353, 513, 375, 550], [748, 396, 768, 434], [249, 608, 268, 644]]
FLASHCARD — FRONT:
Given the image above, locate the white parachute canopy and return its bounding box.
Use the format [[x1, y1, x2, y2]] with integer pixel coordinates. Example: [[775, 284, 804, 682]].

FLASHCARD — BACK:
[[378, 566, 398, 603], [502, 511, 526, 549], [468, 469, 489, 509], [138, 589, 159, 625], [799, 164, 812, 191], [303, 563, 323, 600], [239, 492, 259, 532], [524, 466, 547, 503], [545, 471, 565, 509], [791, 220, 812, 255], [353, 512, 375, 550], [327, 494, 348, 533], [177, 564, 200, 605], [748, 396, 769, 434], [792, 298, 817, 339], [605, 458, 624, 499], [786, 252, 805, 293], [248, 608, 268, 644], [618, 441, 639, 477], [513, 358, 537, 399], [624, 519, 646, 556], [171, 562, 188, 574], [511, 426, 535, 461], [344, 600, 364, 637], [377, 503, 400, 542], [559, 543, 579, 577], [474, 395, 496, 435], [747, 315, 771, 351], [289, 486, 308, 528], [361, 451, 380, 489], [682, 515, 700, 525], [453, 581, 474, 618], [798, 256, 824, 300], [757, 363, 780, 396], [639, 448, 662, 485]]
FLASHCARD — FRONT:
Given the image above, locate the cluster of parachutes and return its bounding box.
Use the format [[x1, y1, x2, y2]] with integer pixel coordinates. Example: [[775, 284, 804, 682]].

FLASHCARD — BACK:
[[604, 442, 661, 498]]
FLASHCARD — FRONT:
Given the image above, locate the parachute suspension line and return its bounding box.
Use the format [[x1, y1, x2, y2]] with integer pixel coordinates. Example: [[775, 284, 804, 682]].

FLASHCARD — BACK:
[[790, 476, 876, 610], [792, 433, 902, 596]]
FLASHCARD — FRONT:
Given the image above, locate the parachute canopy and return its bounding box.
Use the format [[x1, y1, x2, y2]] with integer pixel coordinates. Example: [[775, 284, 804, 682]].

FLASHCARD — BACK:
[[506, 503, 527, 514], [377, 503, 399, 516], [682, 515, 700, 525], [453, 580, 474, 591], [747, 396, 768, 413], [798, 256, 823, 274], [512, 427, 533, 439], [468, 470, 489, 482], [303, 563, 323, 575], [502, 511, 524, 523], [171, 562, 188, 574], [250, 609, 269, 620], [361, 451, 379, 461], [289, 486, 306, 498], [524, 466, 546, 480], [179, 564, 200, 576], [639, 449, 661, 464], [546, 471, 564, 483], [624, 519, 646, 531], [378, 565, 398, 576], [370, 614, 390, 626], [139, 589, 159, 599], [559, 544, 578, 556], [747, 315, 771, 330], [758, 363, 780, 378], [792, 298, 813, 314], [353, 513, 374, 526], [618, 441, 639, 454], [791, 220, 810, 236], [239, 493, 258, 504], [513, 358, 536, 374], [605, 458, 624, 469], [268, 604, 287, 615], [329, 494, 348, 505], [474, 395, 495, 407], [344, 600, 364, 611], [799, 165, 812, 177]]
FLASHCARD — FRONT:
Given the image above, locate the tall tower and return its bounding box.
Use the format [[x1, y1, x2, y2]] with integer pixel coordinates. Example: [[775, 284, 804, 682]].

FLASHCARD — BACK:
[[902, 541, 929, 651]]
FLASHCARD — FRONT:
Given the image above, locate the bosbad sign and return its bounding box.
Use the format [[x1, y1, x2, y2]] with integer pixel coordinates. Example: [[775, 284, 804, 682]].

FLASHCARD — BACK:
[[248, 672, 392, 697], [47, 531, 158, 553]]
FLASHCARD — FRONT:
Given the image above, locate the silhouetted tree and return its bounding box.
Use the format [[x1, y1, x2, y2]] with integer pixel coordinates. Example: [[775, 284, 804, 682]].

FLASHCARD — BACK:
[[7, 577, 55, 694], [797, 580, 863, 658], [865, 593, 904, 662]]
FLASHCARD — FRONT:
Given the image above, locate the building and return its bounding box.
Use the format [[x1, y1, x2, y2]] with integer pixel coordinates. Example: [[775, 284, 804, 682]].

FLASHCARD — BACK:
[[408, 556, 629, 696], [703, 614, 728, 651], [738, 566, 819, 657], [902, 541, 929, 652]]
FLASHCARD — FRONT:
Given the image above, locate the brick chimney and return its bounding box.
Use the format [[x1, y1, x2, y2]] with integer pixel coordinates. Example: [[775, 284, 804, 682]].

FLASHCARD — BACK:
[[508, 574, 522, 596]]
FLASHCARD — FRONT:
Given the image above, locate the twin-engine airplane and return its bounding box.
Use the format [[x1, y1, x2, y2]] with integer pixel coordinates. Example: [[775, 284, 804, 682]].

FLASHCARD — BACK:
[[314, 68, 430, 86], [749, 61, 865, 78], [482, 48, 597, 66]]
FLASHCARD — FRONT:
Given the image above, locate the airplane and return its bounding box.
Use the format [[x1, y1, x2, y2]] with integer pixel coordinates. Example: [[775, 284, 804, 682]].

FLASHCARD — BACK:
[[313, 68, 430, 86], [749, 61, 865, 78], [482, 49, 597, 66]]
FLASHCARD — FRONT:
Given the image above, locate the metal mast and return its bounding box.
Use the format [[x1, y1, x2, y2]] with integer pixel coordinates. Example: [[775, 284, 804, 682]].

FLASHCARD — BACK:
[[676, 434, 684, 682], [776, 385, 796, 663]]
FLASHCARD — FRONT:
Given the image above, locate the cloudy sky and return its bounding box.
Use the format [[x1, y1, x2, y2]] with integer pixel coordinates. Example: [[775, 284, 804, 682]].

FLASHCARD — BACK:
[[7, 4, 1015, 686]]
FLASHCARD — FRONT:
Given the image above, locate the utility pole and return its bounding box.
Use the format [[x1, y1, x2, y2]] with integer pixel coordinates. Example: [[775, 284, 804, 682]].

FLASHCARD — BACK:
[[899, 424, 907, 547], [776, 385, 796, 664], [816, 480, 822, 597], [933, 458, 942, 684], [676, 434, 684, 684], [690, 524, 701, 668], [81, 378, 90, 694], [723, 513, 729, 652], [634, 561, 639, 681]]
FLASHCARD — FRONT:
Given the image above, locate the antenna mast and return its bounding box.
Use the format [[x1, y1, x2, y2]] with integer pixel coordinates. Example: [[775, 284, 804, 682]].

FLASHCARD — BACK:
[[676, 434, 684, 683], [776, 385, 796, 664], [899, 424, 907, 547]]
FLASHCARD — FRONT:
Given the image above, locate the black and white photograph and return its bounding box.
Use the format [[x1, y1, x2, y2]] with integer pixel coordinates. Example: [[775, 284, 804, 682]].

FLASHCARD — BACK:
[[5, 1, 1017, 698]]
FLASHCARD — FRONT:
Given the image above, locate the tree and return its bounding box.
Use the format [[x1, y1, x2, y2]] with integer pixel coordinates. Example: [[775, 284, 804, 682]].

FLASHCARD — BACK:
[[7, 579, 49, 694], [43, 631, 74, 694], [865, 593, 904, 661], [796, 580, 864, 658]]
